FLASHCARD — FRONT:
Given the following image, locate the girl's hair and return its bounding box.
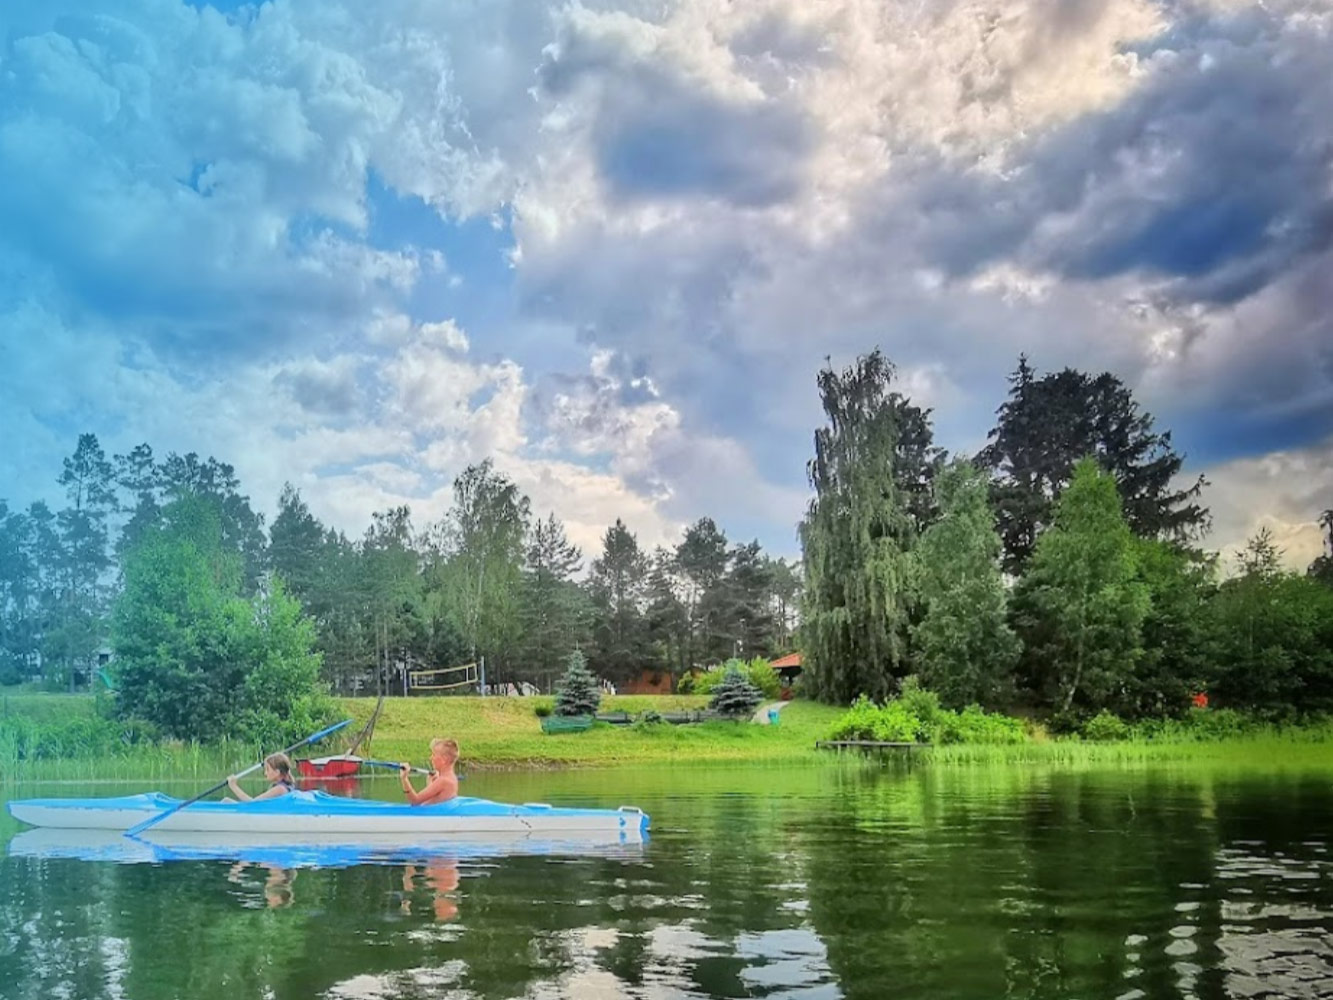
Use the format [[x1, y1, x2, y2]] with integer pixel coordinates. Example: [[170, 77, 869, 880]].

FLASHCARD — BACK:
[[265, 752, 293, 780]]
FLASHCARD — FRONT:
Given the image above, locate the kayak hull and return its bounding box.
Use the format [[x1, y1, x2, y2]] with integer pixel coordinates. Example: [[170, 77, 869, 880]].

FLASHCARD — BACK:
[[6, 791, 650, 837], [7, 827, 647, 866]]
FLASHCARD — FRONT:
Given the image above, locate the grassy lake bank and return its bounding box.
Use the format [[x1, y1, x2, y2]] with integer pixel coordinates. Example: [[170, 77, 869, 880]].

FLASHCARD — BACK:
[[5, 693, 1333, 783]]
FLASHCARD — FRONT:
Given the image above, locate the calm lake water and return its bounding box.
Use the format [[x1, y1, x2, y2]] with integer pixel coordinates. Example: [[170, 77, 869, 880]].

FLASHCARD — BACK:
[[3, 763, 1333, 999]]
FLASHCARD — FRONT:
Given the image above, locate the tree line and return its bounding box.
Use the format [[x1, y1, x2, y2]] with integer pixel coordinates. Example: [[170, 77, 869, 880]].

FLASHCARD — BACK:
[[802, 350, 1333, 721], [4, 348, 1331, 724], [0, 440, 801, 698]]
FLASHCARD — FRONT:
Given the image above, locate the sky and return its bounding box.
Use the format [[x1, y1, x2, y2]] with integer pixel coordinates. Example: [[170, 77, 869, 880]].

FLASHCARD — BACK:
[[1, 0, 1331, 568]]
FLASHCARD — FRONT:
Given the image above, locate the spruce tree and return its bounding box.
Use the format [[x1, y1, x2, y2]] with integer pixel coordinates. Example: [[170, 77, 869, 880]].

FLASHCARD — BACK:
[[979, 357, 1208, 573], [709, 665, 763, 718], [554, 649, 601, 717]]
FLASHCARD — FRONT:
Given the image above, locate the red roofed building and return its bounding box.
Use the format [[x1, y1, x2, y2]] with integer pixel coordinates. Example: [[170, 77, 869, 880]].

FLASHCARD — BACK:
[[771, 652, 803, 699]]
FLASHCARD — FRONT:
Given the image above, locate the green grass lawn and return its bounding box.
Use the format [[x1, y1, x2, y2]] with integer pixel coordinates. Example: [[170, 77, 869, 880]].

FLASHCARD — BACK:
[[8, 692, 1332, 779], [340, 695, 845, 767]]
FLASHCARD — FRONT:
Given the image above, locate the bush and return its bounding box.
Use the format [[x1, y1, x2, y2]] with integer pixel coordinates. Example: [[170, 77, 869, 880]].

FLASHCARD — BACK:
[[1132, 706, 1255, 742], [1083, 710, 1130, 742], [871, 700, 925, 742], [826, 695, 925, 742], [533, 703, 553, 718], [692, 659, 781, 700], [744, 658, 781, 700], [554, 650, 601, 717], [692, 666, 728, 696], [709, 666, 764, 718], [936, 705, 1026, 745], [897, 676, 945, 740], [827, 688, 1029, 745]]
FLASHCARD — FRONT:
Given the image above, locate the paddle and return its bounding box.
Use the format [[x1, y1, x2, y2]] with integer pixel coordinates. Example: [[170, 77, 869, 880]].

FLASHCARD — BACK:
[[358, 758, 466, 781], [124, 718, 353, 838]]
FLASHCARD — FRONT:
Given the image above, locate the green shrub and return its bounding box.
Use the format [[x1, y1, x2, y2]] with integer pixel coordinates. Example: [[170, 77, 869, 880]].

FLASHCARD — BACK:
[[936, 705, 1026, 745], [692, 665, 728, 696], [827, 689, 1026, 745], [897, 676, 945, 739], [871, 700, 925, 742], [826, 696, 925, 742], [692, 659, 781, 700], [1083, 710, 1130, 741], [744, 658, 781, 700], [825, 695, 882, 741], [533, 703, 553, 718]]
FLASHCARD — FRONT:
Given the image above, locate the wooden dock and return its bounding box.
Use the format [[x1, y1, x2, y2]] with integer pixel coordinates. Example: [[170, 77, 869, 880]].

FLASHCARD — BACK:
[[815, 740, 926, 751]]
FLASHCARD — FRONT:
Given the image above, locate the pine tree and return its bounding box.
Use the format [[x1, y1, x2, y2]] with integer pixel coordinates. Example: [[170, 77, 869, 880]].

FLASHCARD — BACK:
[[518, 513, 589, 687], [49, 434, 118, 688], [587, 519, 650, 683], [554, 649, 601, 717], [1311, 510, 1333, 586], [676, 517, 730, 665], [979, 357, 1209, 572], [644, 547, 689, 679], [269, 484, 327, 604], [709, 665, 763, 718]]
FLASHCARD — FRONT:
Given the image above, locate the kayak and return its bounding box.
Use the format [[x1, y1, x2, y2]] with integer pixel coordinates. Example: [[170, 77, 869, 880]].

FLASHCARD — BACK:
[[6, 827, 647, 867], [6, 791, 650, 837]]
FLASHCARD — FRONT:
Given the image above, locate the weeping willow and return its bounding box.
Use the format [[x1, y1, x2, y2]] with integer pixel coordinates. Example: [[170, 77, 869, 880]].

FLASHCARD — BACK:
[[799, 350, 923, 704]]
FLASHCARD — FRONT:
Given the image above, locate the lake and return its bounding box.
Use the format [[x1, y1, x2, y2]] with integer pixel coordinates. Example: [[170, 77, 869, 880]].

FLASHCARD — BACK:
[[3, 762, 1332, 999]]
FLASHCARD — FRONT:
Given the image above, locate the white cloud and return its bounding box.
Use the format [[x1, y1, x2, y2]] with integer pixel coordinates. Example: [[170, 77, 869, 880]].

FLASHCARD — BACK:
[[4, 0, 1329, 576], [1196, 437, 1333, 574]]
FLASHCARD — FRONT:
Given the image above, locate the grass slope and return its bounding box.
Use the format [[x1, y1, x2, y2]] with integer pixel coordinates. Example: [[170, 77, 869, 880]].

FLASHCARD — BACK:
[[341, 695, 844, 767]]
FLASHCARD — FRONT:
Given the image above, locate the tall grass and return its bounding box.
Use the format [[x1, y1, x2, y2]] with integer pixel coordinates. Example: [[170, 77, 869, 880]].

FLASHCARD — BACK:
[[1, 744, 262, 784], [922, 732, 1333, 768]]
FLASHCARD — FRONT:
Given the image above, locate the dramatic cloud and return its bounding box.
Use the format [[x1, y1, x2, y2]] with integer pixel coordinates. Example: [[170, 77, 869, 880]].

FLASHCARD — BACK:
[[2, 0, 1329, 569]]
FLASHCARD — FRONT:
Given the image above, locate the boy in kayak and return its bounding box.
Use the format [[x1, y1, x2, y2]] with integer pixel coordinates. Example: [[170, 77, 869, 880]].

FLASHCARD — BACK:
[[224, 753, 295, 802], [400, 738, 459, 806]]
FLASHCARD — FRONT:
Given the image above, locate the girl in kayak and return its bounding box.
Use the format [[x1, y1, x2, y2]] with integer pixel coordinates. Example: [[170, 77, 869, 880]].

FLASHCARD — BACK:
[[224, 753, 295, 802], [400, 738, 459, 806]]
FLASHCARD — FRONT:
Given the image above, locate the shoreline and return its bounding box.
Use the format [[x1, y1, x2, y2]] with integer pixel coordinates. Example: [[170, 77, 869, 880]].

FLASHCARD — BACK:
[[5, 693, 1333, 783]]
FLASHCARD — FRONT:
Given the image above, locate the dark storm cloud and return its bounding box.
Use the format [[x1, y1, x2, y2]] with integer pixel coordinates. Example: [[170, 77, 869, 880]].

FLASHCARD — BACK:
[[539, 20, 814, 208], [914, 7, 1333, 306]]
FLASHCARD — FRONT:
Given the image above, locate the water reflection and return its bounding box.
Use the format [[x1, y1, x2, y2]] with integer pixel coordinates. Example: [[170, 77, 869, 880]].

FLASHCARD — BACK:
[[227, 861, 297, 909], [3, 766, 1333, 999], [400, 860, 460, 921]]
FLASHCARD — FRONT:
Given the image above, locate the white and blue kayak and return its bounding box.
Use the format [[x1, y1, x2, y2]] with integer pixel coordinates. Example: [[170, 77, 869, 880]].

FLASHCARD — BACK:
[[7, 791, 650, 838], [6, 827, 647, 867]]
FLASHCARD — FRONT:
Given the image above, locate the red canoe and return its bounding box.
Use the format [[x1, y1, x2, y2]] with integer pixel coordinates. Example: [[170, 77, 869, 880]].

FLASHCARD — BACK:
[[297, 755, 363, 779]]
